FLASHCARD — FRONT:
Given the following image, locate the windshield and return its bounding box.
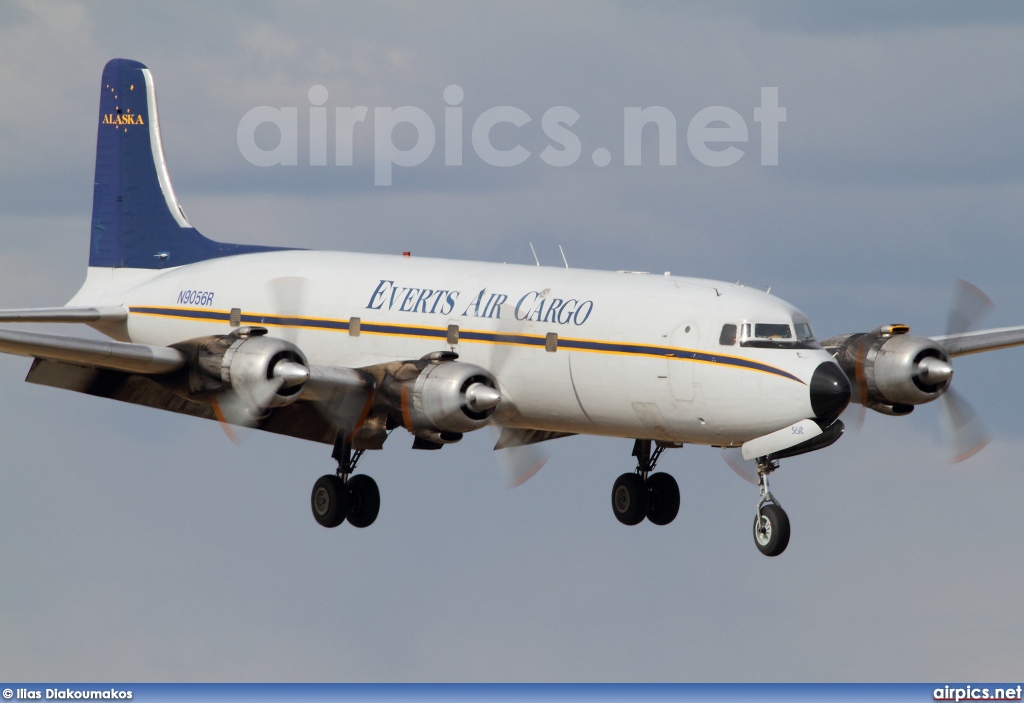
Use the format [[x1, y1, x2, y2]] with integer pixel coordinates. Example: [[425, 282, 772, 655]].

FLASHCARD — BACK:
[[753, 323, 791, 340], [740, 320, 819, 349]]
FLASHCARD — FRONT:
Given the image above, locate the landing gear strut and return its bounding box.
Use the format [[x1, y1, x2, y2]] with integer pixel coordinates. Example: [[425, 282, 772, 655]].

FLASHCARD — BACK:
[[611, 439, 680, 526], [310, 433, 380, 529], [752, 458, 790, 556]]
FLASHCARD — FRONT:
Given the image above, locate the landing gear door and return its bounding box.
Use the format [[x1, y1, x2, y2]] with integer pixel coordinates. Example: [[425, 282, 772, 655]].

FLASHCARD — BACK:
[[668, 322, 698, 401]]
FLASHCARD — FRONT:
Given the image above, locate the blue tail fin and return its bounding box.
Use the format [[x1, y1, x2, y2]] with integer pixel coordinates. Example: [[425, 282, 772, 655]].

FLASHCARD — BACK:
[[90, 59, 288, 269]]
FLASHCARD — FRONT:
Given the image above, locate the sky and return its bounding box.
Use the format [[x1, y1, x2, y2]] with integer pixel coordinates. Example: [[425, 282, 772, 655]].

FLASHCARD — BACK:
[[2, 0, 1024, 682]]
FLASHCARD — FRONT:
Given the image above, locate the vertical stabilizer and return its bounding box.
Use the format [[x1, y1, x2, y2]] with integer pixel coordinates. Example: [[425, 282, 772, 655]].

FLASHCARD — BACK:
[[90, 59, 286, 269]]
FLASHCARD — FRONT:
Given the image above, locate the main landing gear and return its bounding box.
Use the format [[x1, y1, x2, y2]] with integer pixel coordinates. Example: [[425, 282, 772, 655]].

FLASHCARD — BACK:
[[752, 458, 790, 557], [611, 439, 681, 526], [311, 434, 380, 529]]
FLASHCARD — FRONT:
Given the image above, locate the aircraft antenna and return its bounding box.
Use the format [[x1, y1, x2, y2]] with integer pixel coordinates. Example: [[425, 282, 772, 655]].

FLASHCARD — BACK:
[[529, 242, 540, 267], [559, 245, 569, 268]]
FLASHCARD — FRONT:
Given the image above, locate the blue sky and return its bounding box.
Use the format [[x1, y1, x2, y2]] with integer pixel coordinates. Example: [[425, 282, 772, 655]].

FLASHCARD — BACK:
[[1, 1, 1023, 681]]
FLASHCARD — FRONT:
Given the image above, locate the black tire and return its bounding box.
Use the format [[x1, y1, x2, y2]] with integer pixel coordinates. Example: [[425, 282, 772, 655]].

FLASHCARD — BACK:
[[646, 472, 680, 526], [311, 474, 347, 528], [753, 503, 790, 556], [346, 474, 380, 528], [611, 473, 648, 525]]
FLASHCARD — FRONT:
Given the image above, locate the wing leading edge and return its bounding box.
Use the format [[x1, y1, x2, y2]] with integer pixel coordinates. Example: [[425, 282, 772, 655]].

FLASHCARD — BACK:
[[0, 307, 128, 323], [0, 327, 184, 374], [932, 325, 1024, 356]]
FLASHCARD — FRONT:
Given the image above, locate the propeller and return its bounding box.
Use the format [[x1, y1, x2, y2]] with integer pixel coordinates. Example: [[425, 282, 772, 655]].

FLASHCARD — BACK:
[[941, 386, 991, 463], [488, 292, 553, 487], [210, 356, 310, 444], [494, 428, 550, 488], [212, 277, 313, 444], [268, 276, 309, 343], [838, 280, 993, 461], [939, 279, 993, 463], [722, 447, 758, 485], [725, 279, 995, 478], [947, 278, 993, 336], [844, 334, 871, 431]]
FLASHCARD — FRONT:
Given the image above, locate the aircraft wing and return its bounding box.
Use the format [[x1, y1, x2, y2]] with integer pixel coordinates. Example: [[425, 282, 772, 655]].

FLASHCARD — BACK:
[[0, 327, 185, 374], [0, 325, 375, 446], [0, 306, 127, 323], [932, 325, 1024, 356]]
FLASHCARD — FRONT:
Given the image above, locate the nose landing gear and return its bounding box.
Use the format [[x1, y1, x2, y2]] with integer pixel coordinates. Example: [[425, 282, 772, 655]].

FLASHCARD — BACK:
[[752, 458, 790, 556]]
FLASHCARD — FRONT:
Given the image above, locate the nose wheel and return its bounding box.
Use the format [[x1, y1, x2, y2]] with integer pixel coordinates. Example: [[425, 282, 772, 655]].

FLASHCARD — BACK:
[[752, 458, 790, 556]]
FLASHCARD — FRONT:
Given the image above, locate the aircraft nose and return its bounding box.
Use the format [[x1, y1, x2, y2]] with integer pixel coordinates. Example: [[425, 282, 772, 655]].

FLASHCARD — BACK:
[[810, 361, 851, 424]]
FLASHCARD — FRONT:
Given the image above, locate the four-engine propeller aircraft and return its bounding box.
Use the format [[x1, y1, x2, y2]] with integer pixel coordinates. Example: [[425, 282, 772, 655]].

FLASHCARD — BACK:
[[3, 59, 1023, 556]]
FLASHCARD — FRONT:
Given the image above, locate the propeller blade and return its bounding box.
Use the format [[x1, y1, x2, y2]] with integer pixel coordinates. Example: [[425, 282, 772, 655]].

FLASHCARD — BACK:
[[210, 394, 242, 445], [947, 278, 993, 336], [268, 276, 309, 342], [501, 443, 549, 489], [722, 447, 758, 485], [210, 357, 309, 443], [492, 426, 551, 488], [938, 280, 993, 462], [854, 333, 870, 410], [941, 387, 992, 463], [842, 402, 867, 432], [489, 292, 550, 378], [211, 386, 271, 444]]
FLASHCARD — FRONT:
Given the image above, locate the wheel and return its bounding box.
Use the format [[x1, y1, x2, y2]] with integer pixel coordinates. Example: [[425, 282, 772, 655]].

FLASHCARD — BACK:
[[346, 474, 380, 528], [753, 503, 790, 556], [611, 473, 648, 525], [311, 474, 347, 528], [646, 472, 679, 526]]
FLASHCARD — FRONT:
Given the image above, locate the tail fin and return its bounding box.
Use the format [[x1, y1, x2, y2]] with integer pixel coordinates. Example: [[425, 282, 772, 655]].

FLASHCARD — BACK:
[[90, 59, 287, 269]]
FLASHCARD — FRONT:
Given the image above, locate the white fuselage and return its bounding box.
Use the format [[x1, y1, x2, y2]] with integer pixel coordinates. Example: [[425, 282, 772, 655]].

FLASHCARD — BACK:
[[70, 250, 835, 445]]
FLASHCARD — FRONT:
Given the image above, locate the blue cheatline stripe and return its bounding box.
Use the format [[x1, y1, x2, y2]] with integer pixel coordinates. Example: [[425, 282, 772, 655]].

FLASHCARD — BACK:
[[128, 306, 805, 385]]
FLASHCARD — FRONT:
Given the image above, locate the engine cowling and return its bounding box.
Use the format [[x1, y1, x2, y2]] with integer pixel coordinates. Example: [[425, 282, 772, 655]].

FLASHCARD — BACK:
[[220, 332, 308, 409], [375, 353, 501, 436], [409, 360, 500, 434], [177, 327, 309, 409], [825, 326, 953, 414]]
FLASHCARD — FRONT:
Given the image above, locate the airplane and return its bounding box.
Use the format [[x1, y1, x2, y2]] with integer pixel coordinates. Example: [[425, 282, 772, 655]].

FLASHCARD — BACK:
[[2, 58, 1022, 557]]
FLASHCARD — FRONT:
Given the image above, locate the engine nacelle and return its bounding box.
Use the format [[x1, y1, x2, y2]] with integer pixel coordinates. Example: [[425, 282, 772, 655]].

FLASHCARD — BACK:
[[220, 331, 308, 409], [178, 327, 308, 409], [373, 353, 500, 436], [826, 327, 952, 412], [407, 360, 500, 434]]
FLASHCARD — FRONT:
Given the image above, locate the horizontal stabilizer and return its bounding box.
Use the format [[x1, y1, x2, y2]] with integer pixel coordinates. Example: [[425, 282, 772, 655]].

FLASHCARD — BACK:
[[0, 307, 127, 323], [0, 327, 184, 374]]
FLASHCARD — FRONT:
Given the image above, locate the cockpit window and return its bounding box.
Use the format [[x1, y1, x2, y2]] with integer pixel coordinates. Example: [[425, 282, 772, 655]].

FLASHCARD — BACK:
[[740, 321, 820, 349], [719, 323, 737, 346], [754, 323, 791, 340]]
